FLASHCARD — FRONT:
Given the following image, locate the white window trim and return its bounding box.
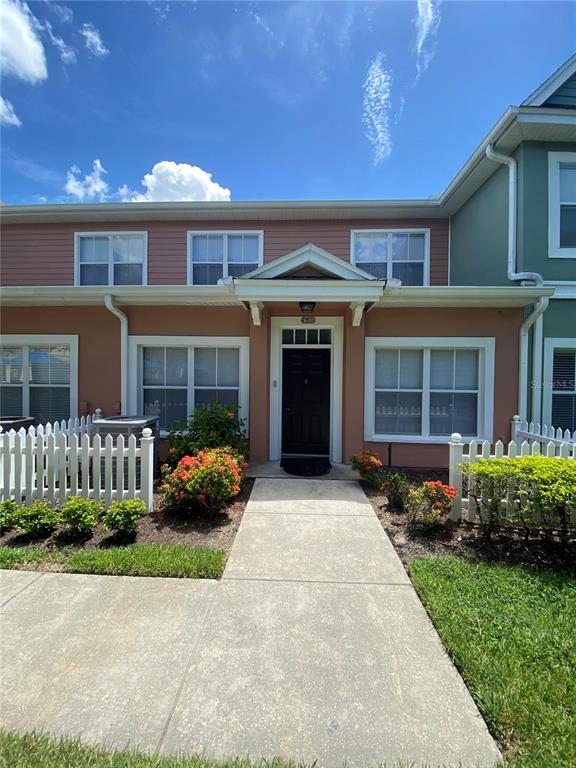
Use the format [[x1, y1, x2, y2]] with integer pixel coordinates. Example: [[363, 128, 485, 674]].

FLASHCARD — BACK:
[[548, 152, 576, 259], [542, 337, 576, 429], [0, 334, 79, 419], [269, 317, 343, 464], [364, 337, 495, 444], [350, 228, 431, 286], [187, 230, 264, 285], [74, 232, 149, 286], [127, 335, 249, 436]]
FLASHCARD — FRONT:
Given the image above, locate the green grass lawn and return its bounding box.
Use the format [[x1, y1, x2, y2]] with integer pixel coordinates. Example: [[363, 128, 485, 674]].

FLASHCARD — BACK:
[[410, 557, 576, 768], [0, 543, 225, 579], [0, 730, 294, 768]]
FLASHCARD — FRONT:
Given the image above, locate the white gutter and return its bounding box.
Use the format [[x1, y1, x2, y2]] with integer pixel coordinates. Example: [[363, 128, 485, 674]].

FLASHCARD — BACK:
[[104, 294, 128, 415], [518, 297, 549, 422]]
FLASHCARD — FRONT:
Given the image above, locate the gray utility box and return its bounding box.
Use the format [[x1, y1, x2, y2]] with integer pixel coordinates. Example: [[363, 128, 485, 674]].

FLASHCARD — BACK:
[[91, 416, 159, 484], [0, 417, 35, 431]]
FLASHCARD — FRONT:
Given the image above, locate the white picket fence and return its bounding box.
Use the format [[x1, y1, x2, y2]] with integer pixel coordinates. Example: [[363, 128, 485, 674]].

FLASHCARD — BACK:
[[511, 414, 576, 447], [448, 431, 576, 522], [0, 418, 155, 512]]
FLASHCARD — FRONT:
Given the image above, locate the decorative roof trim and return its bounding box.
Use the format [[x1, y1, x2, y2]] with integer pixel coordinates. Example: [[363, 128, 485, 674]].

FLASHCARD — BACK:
[[521, 53, 576, 107], [241, 243, 377, 281]]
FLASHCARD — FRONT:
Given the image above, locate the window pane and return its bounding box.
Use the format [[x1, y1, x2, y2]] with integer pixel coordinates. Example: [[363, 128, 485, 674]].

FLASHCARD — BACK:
[[552, 350, 576, 391], [355, 234, 387, 263], [217, 348, 239, 387], [399, 350, 423, 389], [294, 329, 306, 344], [194, 388, 238, 410], [192, 265, 223, 285], [112, 235, 144, 263], [48, 347, 70, 384], [0, 386, 23, 416], [455, 350, 478, 390], [430, 392, 477, 436], [375, 391, 422, 435], [375, 349, 398, 389], [0, 347, 22, 384], [194, 348, 217, 386], [391, 234, 409, 260], [319, 329, 331, 345], [143, 348, 165, 386], [560, 206, 576, 247], [560, 164, 576, 202], [165, 348, 187, 386], [392, 262, 424, 285], [228, 263, 257, 278], [361, 262, 388, 280], [80, 264, 108, 285], [143, 388, 187, 430], [79, 236, 108, 263], [207, 235, 224, 261], [243, 235, 259, 262], [282, 329, 294, 345], [228, 234, 259, 263], [30, 387, 70, 422], [114, 264, 143, 285], [307, 329, 318, 345], [192, 235, 208, 263], [409, 234, 425, 261], [29, 346, 70, 385], [430, 350, 454, 390], [552, 393, 576, 432]]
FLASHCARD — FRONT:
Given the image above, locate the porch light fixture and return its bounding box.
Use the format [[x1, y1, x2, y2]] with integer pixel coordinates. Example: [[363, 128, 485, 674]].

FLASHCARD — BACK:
[[299, 301, 316, 314]]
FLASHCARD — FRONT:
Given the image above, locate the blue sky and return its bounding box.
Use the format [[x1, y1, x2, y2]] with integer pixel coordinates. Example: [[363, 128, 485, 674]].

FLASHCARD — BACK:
[[1, 0, 575, 204]]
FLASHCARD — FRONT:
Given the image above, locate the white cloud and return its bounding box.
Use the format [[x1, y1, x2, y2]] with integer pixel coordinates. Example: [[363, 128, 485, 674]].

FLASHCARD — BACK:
[[80, 23, 109, 57], [415, 0, 441, 78], [38, 19, 76, 64], [51, 3, 73, 24], [65, 159, 109, 201], [0, 0, 47, 82], [362, 52, 393, 166], [119, 161, 231, 202], [0, 96, 21, 126]]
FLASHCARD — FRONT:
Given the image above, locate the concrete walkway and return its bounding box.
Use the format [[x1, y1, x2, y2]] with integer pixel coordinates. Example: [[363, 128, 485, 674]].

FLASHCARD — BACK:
[[0, 479, 501, 767]]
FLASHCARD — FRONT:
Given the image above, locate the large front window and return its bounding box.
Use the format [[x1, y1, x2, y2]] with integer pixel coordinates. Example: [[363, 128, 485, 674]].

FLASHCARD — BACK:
[[365, 338, 494, 442], [548, 153, 576, 258], [76, 232, 147, 285], [136, 341, 247, 431], [188, 232, 262, 284], [352, 230, 428, 285], [0, 344, 72, 422]]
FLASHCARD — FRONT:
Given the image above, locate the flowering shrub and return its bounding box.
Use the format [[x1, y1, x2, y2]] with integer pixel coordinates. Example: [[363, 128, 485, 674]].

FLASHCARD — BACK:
[[350, 450, 383, 481], [380, 472, 410, 510], [166, 402, 247, 468], [161, 447, 247, 513], [406, 481, 457, 527]]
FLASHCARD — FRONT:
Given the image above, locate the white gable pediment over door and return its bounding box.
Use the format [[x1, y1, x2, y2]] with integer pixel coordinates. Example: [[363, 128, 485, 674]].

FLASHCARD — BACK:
[[242, 243, 377, 281]]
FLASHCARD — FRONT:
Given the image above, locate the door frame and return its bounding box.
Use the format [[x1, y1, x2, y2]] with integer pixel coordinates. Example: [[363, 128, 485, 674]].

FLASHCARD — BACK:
[[269, 316, 343, 463]]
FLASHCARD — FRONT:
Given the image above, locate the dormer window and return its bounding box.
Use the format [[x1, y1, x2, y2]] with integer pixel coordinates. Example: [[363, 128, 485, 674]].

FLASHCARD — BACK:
[[75, 232, 147, 285], [548, 152, 576, 258]]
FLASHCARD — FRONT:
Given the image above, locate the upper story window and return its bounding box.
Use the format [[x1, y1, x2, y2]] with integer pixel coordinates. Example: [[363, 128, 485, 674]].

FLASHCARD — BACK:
[[75, 233, 147, 286], [548, 152, 576, 258], [187, 231, 263, 285], [351, 229, 429, 285]]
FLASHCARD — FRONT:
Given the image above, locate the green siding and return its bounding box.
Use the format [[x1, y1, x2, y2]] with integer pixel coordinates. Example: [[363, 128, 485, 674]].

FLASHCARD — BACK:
[[543, 299, 576, 337], [450, 164, 510, 285], [543, 72, 576, 108]]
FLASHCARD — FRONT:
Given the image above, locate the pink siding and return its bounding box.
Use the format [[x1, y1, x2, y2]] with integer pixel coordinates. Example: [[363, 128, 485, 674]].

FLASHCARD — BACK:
[[1, 218, 449, 286]]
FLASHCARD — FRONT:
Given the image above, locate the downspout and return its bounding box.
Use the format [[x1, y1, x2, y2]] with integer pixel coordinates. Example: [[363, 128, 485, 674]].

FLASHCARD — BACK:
[[104, 294, 128, 415], [485, 144, 546, 422]]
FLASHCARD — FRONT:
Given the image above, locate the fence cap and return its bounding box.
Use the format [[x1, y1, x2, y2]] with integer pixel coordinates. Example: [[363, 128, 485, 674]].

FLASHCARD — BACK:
[[450, 432, 463, 443], [142, 427, 153, 438]]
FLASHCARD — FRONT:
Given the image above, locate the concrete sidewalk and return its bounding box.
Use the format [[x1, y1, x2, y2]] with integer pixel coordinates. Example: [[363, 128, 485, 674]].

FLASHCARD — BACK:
[[0, 479, 501, 767]]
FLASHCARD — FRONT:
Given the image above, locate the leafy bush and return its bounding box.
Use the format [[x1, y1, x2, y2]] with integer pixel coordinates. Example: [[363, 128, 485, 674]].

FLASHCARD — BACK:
[[379, 472, 410, 510], [102, 499, 146, 535], [350, 450, 383, 482], [462, 455, 576, 544], [61, 497, 101, 535], [406, 481, 457, 527], [161, 447, 247, 513], [0, 499, 19, 535], [14, 502, 61, 536], [166, 402, 247, 467]]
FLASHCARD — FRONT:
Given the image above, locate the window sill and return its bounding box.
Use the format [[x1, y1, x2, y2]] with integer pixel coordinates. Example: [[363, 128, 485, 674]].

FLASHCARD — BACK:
[[548, 251, 576, 259], [365, 434, 486, 444]]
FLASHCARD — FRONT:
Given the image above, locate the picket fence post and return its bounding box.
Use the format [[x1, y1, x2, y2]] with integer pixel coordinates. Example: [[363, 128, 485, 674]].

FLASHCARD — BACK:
[[139, 428, 155, 513], [449, 432, 464, 522]]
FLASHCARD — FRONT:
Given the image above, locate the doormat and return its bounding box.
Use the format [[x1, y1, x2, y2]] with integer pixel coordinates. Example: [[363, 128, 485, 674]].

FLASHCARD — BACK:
[[281, 457, 331, 477]]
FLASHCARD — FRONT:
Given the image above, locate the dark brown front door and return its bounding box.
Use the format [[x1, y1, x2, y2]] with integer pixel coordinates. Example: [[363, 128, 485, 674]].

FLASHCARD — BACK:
[[282, 348, 330, 456]]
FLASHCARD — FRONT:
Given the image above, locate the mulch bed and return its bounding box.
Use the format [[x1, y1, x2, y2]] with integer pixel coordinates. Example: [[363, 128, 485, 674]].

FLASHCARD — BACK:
[[362, 471, 576, 575], [0, 478, 254, 560]]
